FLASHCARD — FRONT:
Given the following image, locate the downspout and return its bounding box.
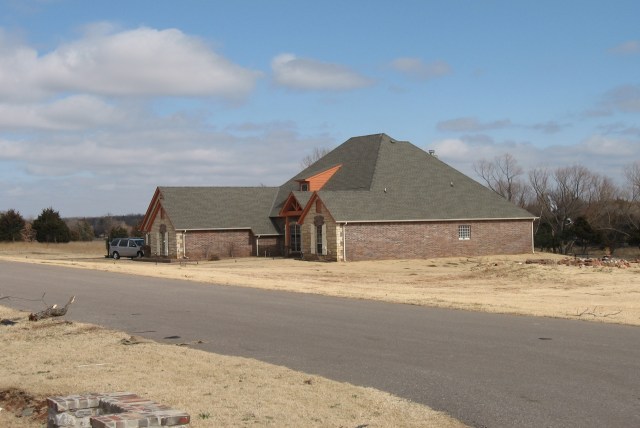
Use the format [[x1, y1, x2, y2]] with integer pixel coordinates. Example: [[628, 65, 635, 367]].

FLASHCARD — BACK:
[[531, 221, 535, 254], [183, 231, 187, 258], [256, 235, 260, 257], [343, 222, 348, 262]]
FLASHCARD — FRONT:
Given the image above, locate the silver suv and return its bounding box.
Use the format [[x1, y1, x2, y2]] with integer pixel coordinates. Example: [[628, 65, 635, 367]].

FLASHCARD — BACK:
[[109, 238, 145, 259]]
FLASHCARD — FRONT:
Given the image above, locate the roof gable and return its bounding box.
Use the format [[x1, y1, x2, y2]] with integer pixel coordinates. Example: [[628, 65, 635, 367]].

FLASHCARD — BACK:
[[140, 187, 162, 232], [297, 164, 343, 191], [270, 134, 388, 216]]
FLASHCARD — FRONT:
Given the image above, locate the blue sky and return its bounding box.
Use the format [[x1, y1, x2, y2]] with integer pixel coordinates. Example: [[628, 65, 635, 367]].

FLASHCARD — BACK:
[[0, 0, 639, 217]]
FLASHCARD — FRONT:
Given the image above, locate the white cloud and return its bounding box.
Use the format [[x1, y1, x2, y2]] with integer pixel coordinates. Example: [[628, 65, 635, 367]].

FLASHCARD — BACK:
[[580, 134, 637, 157], [0, 119, 336, 216], [430, 138, 474, 158], [271, 53, 373, 91], [390, 57, 452, 80], [0, 26, 261, 102], [0, 95, 128, 130]]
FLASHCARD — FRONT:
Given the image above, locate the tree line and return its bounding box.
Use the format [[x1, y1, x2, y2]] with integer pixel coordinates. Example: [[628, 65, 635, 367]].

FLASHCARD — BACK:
[[0, 208, 144, 243], [475, 155, 640, 255]]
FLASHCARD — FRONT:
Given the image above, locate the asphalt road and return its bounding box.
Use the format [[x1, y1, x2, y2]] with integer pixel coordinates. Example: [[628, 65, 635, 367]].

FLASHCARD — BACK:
[[1, 260, 639, 427]]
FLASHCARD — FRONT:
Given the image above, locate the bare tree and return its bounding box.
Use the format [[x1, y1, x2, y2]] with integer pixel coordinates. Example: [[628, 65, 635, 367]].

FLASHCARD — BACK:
[[473, 153, 530, 206], [300, 147, 331, 169], [625, 161, 640, 202], [623, 161, 640, 244], [584, 176, 629, 254], [529, 165, 599, 254]]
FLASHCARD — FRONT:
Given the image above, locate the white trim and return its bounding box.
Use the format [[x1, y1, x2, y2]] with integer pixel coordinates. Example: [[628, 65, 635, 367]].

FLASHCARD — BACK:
[[310, 225, 316, 255], [531, 221, 535, 253], [321, 223, 327, 255]]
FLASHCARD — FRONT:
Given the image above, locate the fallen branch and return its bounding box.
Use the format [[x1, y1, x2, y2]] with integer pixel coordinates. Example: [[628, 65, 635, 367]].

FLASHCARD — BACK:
[[573, 306, 622, 318], [29, 296, 75, 321], [0, 292, 47, 302]]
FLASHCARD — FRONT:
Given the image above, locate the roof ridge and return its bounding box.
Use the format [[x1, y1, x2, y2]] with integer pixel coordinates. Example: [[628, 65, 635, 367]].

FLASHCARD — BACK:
[[160, 185, 278, 190], [368, 133, 391, 191]]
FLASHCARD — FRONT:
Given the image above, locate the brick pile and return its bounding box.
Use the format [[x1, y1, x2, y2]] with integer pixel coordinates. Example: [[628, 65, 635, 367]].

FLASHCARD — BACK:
[[47, 392, 190, 428]]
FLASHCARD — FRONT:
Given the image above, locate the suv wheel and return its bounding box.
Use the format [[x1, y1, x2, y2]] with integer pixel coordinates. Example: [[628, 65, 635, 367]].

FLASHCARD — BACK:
[[112, 252, 120, 260]]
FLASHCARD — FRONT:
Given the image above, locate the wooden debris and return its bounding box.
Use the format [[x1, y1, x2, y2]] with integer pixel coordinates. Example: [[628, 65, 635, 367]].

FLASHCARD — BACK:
[[525, 259, 557, 265], [28, 296, 75, 321], [558, 258, 631, 269], [526, 257, 635, 269], [120, 335, 153, 345]]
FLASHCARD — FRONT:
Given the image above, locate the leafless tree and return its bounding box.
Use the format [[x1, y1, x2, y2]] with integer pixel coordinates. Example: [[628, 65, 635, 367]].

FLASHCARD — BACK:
[[623, 161, 640, 240], [529, 165, 599, 254], [20, 222, 36, 242], [625, 161, 640, 202], [584, 176, 630, 254], [300, 147, 331, 169], [473, 153, 531, 207]]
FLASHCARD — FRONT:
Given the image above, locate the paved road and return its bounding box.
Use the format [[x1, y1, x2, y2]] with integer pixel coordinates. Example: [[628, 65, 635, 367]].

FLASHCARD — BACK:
[[1, 261, 639, 427]]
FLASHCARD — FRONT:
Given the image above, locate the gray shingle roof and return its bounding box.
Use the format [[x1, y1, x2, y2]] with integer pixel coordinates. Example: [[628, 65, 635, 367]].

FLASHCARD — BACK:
[[279, 133, 534, 222], [158, 187, 280, 235]]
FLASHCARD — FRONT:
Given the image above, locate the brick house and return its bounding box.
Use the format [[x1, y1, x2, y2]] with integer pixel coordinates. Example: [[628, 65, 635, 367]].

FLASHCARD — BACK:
[[141, 133, 535, 261]]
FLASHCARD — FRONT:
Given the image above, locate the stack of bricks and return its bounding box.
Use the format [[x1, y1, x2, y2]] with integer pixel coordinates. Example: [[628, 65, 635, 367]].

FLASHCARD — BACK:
[[47, 392, 190, 427]]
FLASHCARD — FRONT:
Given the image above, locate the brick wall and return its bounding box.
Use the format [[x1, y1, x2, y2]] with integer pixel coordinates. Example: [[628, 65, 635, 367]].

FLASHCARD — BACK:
[[256, 236, 282, 258], [183, 230, 283, 260], [184, 230, 253, 259], [343, 219, 533, 261]]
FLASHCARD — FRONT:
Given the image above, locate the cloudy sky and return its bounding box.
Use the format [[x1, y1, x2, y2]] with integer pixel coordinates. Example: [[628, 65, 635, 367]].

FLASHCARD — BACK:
[[1, 0, 639, 218]]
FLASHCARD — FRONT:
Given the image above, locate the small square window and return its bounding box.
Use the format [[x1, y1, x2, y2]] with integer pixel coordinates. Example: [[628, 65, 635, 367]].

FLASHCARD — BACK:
[[458, 225, 471, 240], [300, 183, 309, 191]]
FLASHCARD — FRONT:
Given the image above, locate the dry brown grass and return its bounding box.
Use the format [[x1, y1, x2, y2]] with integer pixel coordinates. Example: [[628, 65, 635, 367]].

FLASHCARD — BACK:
[[1, 241, 639, 326], [0, 306, 464, 427]]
